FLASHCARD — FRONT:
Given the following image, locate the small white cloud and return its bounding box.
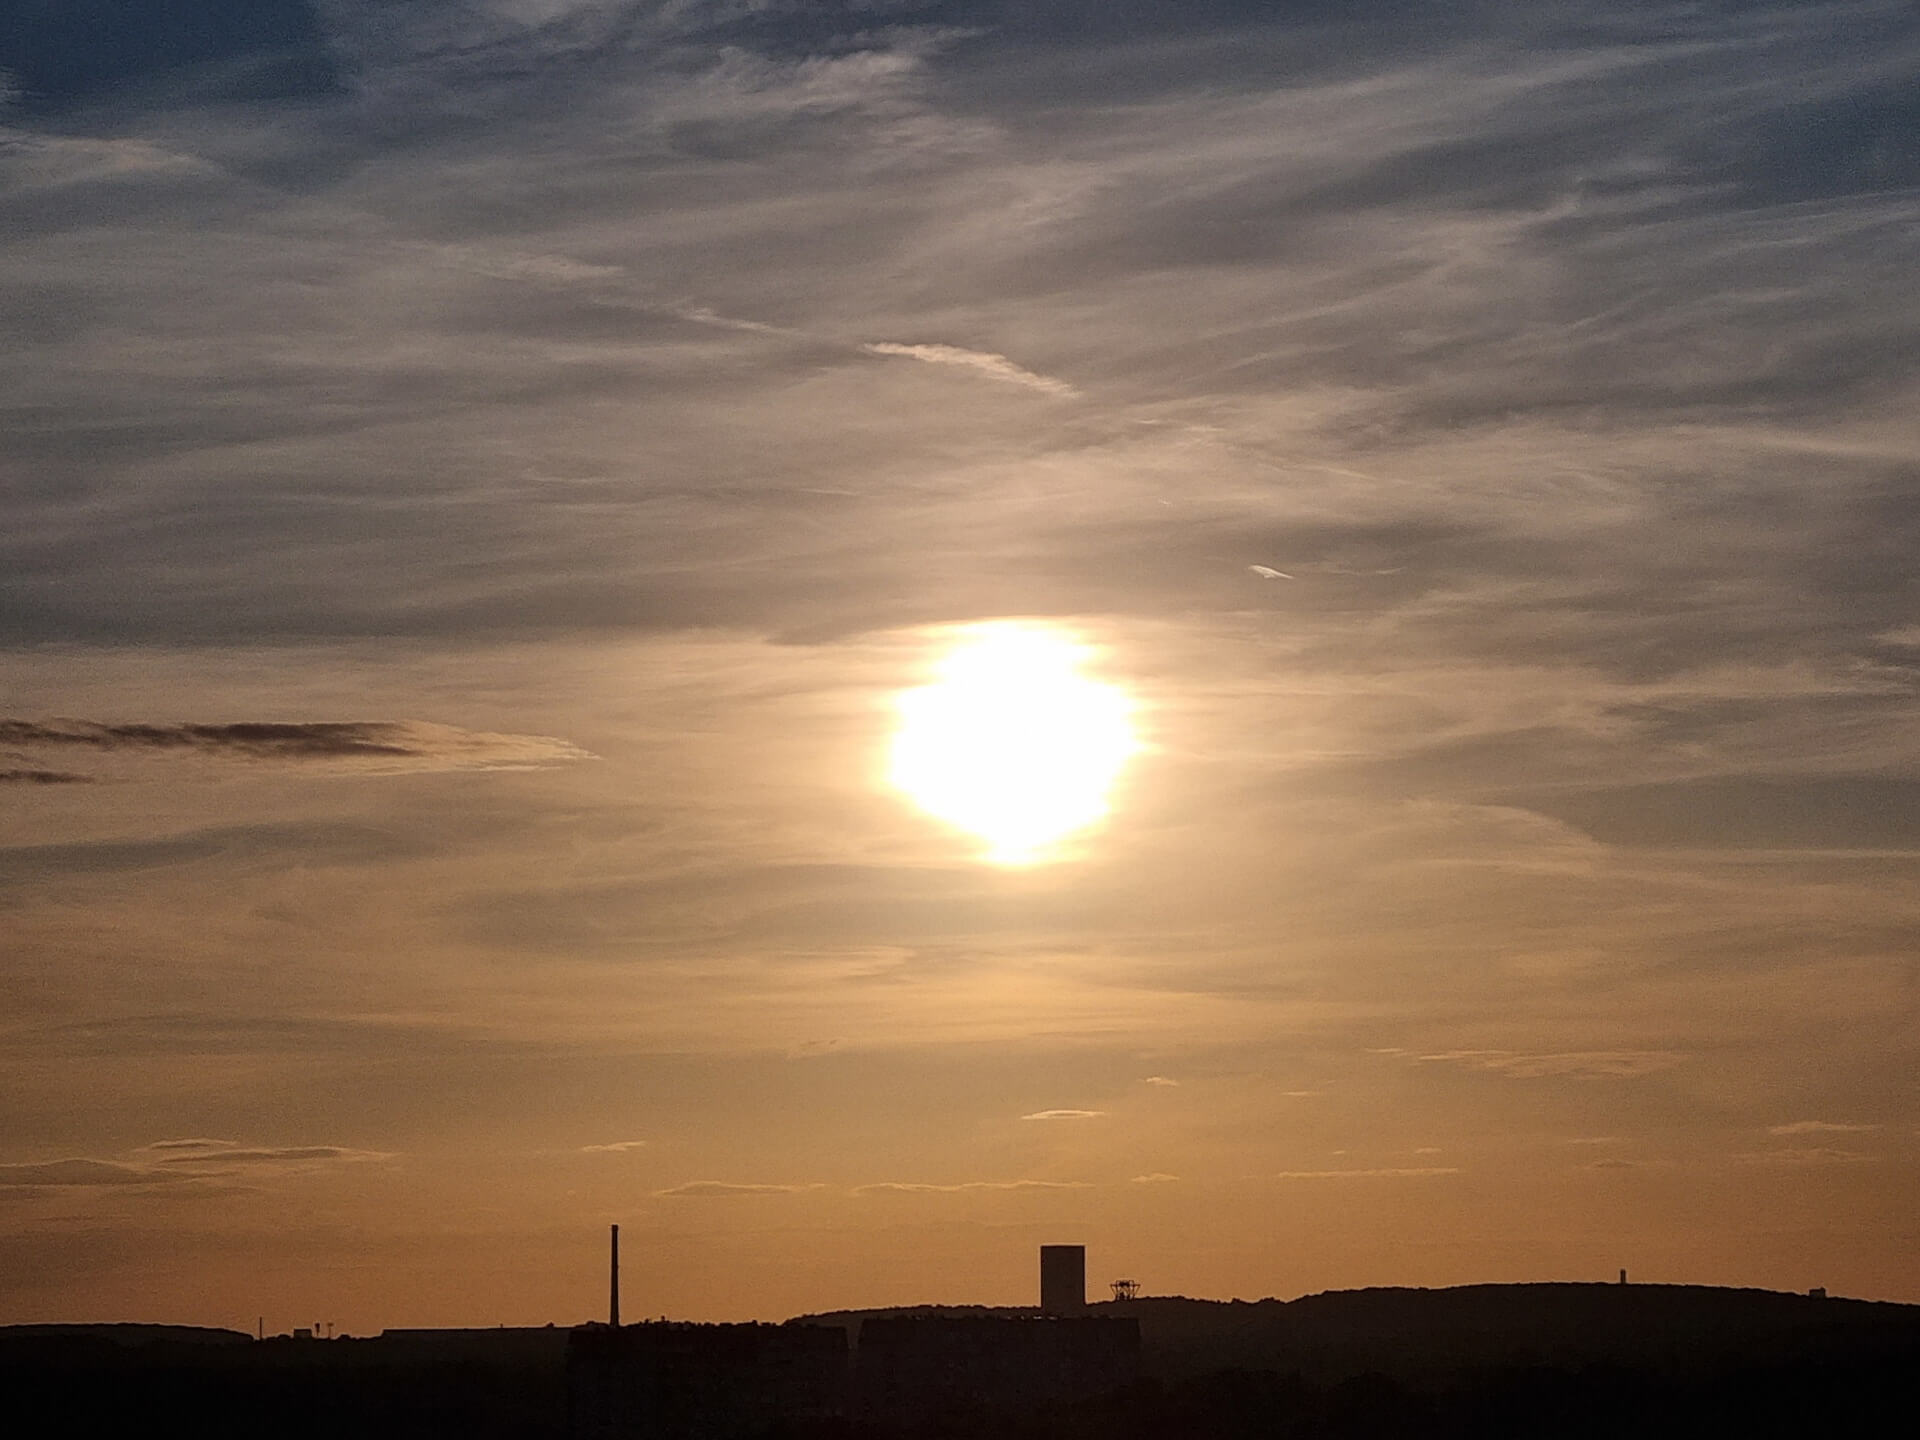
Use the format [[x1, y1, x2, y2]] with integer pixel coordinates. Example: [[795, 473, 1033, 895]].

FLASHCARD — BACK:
[[1129, 1173, 1180, 1184], [1767, 1121, 1878, 1136], [429, 243, 626, 286], [1248, 565, 1296, 580], [1733, 1148, 1876, 1166], [862, 342, 1078, 397], [1418, 1050, 1683, 1079], [675, 305, 792, 336], [853, 1180, 1092, 1195], [1021, 1109, 1105, 1121], [580, 1140, 649, 1153], [1141, 1076, 1180, 1087], [1273, 1167, 1461, 1179], [652, 1181, 808, 1198]]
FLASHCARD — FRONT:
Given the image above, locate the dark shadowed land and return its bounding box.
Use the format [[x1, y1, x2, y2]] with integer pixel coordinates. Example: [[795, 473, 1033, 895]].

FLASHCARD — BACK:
[[801, 1282, 1920, 1382], [6, 1283, 1917, 1438]]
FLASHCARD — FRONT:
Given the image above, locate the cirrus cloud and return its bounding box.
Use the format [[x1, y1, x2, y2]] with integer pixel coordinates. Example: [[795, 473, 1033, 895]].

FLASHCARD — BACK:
[[1418, 1051, 1685, 1079], [0, 718, 591, 781], [1020, 1109, 1106, 1121], [861, 342, 1079, 398], [1273, 1167, 1462, 1180], [853, 1179, 1092, 1195]]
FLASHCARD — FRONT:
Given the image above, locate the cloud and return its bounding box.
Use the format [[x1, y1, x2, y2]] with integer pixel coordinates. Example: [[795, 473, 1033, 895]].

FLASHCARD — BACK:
[[0, 719, 590, 778], [1129, 1173, 1180, 1184], [1418, 1051, 1684, 1079], [428, 242, 626, 288], [1141, 1075, 1180, 1087], [1733, 1148, 1877, 1166], [135, 1139, 242, 1154], [0, 769, 92, 784], [651, 1181, 810, 1198], [153, 1146, 383, 1167], [0, 1141, 388, 1189], [676, 306, 793, 337], [0, 1159, 179, 1188], [1768, 1121, 1879, 1136], [853, 1180, 1093, 1195], [861, 343, 1079, 397], [1272, 1167, 1462, 1180], [1020, 1109, 1105, 1121], [580, 1140, 649, 1153]]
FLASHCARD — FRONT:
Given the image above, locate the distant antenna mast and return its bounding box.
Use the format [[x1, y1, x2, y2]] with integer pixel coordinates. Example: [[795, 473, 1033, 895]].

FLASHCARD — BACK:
[[1110, 1279, 1141, 1302], [609, 1223, 621, 1328]]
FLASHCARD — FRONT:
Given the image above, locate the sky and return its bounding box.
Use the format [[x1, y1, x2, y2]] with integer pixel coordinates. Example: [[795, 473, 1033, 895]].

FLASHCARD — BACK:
[[2, 1, 1917, 1331]]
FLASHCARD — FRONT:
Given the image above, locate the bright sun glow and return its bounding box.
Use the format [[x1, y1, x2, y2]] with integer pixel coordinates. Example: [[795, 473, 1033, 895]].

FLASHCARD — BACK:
[[890, 623, 1137, 865]]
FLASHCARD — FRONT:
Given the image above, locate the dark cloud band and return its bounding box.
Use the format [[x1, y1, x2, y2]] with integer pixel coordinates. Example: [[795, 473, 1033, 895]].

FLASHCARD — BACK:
[[1, 720, 415, 757], [0, 718, 590, 779]]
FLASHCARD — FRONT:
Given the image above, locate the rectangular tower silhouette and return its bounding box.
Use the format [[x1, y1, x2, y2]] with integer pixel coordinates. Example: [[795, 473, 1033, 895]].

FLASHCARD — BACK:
[[1039, 1245, 1086, 1314]]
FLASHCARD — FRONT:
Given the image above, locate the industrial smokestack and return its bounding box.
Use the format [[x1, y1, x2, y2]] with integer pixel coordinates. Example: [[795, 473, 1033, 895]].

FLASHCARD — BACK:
[[610, 1224, 621, 1328]]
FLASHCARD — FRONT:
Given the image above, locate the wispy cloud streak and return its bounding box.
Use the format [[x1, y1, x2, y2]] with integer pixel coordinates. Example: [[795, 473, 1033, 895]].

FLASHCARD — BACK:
[[0, 719, 590, 778], [861, 343, 1079, 397]]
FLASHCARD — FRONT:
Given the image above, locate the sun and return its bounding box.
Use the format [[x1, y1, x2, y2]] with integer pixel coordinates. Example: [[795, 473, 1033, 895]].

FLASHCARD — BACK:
[[889, 623, 1137, 865]]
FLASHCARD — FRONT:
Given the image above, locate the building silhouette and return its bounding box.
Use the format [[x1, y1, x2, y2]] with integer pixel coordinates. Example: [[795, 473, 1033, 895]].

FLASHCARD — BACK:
[[568, 1322, 849, 1440], [565, 1243, 1139, 1436], [854, 1313, 1139, 1427], [1040, 1244, 1086, 1314]]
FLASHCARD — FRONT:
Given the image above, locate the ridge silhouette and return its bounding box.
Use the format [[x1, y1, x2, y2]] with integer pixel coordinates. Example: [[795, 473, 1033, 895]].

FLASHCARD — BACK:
[[5, 1283, 1916, 1438]]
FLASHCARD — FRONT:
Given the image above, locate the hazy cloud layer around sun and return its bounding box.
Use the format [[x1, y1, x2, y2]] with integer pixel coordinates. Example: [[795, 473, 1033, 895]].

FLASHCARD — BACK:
[[1, 1, 1916, 1326]]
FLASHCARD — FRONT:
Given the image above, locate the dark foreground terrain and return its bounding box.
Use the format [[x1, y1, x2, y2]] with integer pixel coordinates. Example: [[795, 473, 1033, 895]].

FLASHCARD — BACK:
[[6, 1284, 1916, 1438]]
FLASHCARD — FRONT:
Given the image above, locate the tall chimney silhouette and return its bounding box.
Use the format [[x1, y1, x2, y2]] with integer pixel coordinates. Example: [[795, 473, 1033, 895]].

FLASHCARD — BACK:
[[609, 1224, 621, 1328]]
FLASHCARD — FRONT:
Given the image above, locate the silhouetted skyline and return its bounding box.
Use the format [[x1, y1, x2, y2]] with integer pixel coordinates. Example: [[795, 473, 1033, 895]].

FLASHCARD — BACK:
[[3, 1, 1916, 1331]]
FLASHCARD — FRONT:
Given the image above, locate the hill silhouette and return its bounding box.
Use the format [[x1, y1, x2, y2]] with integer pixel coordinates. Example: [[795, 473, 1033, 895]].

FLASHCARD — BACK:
[[0, 1322, 251, 1347], [798, 1282, 1920, 1380], [5, 1284, 1916, 1437], [795, 1283, 1920, 1437]]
